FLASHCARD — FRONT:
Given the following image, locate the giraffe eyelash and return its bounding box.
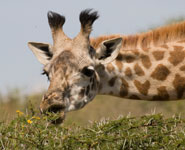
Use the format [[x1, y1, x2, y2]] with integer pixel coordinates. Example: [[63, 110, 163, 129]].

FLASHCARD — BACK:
[[42, 70, 50, 80]]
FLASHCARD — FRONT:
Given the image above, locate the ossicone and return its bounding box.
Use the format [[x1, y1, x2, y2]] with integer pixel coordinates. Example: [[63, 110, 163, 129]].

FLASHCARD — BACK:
[[79, 9, 99, 33], [47, 11, 66, 29]]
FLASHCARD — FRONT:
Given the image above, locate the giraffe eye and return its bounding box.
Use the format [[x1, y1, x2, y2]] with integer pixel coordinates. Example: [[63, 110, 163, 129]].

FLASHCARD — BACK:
[[81, 66, 94, 77]]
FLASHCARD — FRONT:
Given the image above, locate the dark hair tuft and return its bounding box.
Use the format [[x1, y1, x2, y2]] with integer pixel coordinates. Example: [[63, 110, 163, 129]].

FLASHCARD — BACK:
[[47, 11, 65, 29], [79, 9, 99, 28]]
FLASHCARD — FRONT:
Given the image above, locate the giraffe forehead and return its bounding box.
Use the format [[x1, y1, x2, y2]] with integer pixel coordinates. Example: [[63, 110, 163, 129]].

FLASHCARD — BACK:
[[55, 49, 93, 67], [52, 51, 78, 72]]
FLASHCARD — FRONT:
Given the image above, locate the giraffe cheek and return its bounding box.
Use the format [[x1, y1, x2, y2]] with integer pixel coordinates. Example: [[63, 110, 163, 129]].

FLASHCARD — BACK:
[[78, 88, 85, 100]]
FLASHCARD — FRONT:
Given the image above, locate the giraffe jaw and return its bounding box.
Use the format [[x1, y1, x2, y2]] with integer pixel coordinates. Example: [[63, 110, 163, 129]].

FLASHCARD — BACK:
[[67, 94, 97, 112], [67, 98, 88, 111]]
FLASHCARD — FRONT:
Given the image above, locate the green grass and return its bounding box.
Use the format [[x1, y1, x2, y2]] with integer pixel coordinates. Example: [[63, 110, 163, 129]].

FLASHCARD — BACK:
[[0, 111, 185, 149]]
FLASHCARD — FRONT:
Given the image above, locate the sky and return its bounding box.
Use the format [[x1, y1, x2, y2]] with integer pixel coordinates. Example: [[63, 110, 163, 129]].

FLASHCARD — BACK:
[[0, 0, 185, 94]]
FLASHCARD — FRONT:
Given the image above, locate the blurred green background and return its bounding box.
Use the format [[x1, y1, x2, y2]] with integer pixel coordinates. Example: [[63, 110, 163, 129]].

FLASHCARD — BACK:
[[1, 88, 185, 126]]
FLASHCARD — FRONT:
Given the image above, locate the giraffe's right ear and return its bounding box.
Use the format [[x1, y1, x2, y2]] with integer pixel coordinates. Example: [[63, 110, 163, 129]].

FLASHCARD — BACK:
[[95, 38, 122, 64], [28, 42, 53, 65]]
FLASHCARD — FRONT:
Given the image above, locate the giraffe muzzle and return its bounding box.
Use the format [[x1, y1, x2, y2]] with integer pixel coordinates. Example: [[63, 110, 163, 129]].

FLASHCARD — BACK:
[[42, 104, 66, 124], [40, 96, 66, 124]]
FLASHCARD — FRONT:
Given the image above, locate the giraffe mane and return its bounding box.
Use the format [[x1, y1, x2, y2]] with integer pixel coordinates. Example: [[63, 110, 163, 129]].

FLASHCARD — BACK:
[[90, 21, 185, 50]]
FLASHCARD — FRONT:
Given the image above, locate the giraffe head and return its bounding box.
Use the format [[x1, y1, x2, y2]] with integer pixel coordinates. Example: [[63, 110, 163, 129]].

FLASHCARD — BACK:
[[28, 9, 122, 124]]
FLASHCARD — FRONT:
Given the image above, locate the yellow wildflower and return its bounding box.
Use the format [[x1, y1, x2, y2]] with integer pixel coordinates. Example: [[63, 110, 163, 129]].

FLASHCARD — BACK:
[[27, 120, 33, 124], [16, 110, 24, 116]]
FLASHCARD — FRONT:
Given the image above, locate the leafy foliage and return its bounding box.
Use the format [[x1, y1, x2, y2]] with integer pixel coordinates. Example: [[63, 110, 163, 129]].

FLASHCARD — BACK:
[[1, 89, 185, 149], [0, 110, 185, 149]]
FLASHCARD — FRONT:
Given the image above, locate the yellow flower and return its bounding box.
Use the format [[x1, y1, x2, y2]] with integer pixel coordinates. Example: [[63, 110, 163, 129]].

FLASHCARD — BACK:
[[16, 110, 24, 116], [32, 116, 40, 120], [27, 120, 33, 124]]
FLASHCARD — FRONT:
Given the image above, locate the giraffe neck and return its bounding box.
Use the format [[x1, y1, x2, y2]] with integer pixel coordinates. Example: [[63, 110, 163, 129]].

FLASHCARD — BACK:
[[97, 39, 185, 100]]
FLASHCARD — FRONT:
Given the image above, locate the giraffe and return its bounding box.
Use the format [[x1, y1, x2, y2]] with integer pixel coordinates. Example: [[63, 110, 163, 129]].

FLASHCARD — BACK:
[[28, 9, 185, 124]]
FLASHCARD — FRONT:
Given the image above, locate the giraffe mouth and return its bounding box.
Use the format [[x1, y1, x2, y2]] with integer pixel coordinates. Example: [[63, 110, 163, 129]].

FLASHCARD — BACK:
[[47, 104, 65, 113], [50, 111, 65, 124], [41, 103, 66, 124]]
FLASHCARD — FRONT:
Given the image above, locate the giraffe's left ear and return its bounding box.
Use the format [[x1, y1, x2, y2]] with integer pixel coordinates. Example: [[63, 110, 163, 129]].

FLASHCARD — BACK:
[[95, 38, 122, 64]]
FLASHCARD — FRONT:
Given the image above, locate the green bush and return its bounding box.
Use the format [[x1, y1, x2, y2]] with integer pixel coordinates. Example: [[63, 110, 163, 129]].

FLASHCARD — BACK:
[[1, 90, 185, 149], [0, 111, 185, 149]]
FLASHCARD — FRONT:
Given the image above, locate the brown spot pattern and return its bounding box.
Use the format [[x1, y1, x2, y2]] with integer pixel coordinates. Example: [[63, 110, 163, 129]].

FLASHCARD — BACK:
[[123, 54, 135, 63], [153, 86, 169, 100], [108, 77, 117, 87], [132, 50, 140, 56], [115, 60, 123, 72], [141, 54, 152, 69], [173, 74, 185, 99], [151, 64, 170, 81], [79, 88, 85, 99], [180, 65, 185, 71], [116, 54, 123, 61], [178, 40, 185, 43], [106, 63, 115, 73], [174, 46, 184, 51], [53, 51, 76, 73], [161, 44, 169, 49], [125, 67, 132, 77], [152, 51, 165, 61], [142, 48, 149, 52], [119, 78, 129, 97], [134, 63, 145, 76], [169, 46, 185, 66], [134, 80, 150, 96]]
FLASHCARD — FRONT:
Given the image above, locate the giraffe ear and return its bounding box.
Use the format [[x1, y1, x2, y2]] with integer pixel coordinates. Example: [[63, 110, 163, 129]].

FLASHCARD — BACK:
[[28, 42, 53, 65], [95, 38, 122, 64]]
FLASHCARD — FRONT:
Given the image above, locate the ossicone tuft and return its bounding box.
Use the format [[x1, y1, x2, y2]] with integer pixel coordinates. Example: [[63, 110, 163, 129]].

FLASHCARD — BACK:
[[47, 11, 65, 29], [79, 9, 99, 29]]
